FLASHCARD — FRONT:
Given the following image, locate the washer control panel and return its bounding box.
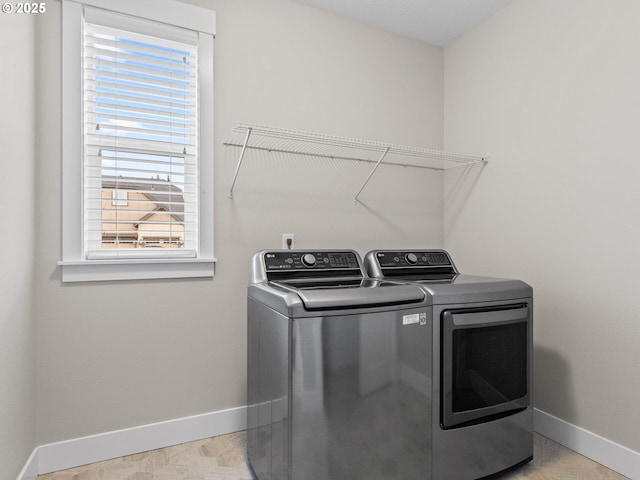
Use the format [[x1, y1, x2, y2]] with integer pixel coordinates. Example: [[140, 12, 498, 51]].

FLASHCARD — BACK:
[[264, 251, 360, 271], [375, 251, 453, 268]]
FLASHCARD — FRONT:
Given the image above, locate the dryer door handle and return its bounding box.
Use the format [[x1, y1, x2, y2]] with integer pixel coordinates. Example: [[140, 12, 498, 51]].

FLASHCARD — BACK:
[[446, 304, 528, 327]]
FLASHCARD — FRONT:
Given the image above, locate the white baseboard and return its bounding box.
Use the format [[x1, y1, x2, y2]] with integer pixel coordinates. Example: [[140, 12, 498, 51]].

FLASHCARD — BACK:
[[16, 448, 39, 480], [17, 405, 246, 479], [17, 406, 639, 479], [534, 408, 640, 480]]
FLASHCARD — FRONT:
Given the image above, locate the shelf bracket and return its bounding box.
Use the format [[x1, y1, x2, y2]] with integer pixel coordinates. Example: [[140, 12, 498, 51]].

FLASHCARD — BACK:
[[228, 127, 252, 199], [353, 146, 390, 204]]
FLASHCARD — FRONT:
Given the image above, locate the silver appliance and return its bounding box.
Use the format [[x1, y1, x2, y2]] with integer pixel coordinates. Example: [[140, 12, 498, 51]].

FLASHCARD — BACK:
[[364, 249, 533, 479], [247, 250, 434, 480]]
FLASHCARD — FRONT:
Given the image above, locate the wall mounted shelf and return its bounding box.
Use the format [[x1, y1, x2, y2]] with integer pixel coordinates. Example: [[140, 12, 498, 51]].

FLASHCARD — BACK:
[[224, 123, 488, 203]]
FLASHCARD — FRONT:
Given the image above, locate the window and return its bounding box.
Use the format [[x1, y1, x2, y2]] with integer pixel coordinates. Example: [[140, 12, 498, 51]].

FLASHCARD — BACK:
[[83, 10, 197, 258], [60, 0, 215, 282], [112, 189, 128, 207]]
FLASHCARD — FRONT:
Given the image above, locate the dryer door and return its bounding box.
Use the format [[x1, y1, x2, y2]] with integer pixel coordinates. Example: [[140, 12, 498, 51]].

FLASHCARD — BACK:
[[441, 303, 530, 429]]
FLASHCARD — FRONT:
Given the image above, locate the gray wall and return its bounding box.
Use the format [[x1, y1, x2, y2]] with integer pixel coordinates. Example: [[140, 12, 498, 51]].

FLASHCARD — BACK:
[[444, 0, 640, 452], [0, 12, 36, 480], [34, 0, 445, 444]]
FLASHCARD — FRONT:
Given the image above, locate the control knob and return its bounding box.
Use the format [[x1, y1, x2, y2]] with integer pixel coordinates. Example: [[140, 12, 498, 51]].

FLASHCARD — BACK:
[[302, 253, 317, 267], [406, 253, 418, 265]]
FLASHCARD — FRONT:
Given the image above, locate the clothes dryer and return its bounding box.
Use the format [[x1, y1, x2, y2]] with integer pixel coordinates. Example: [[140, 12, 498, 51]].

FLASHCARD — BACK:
[[364, 250, 533, 480]]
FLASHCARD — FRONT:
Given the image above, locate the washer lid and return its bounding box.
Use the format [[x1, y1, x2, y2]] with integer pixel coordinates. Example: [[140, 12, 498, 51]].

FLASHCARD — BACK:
[[271, 278, 426, 310]]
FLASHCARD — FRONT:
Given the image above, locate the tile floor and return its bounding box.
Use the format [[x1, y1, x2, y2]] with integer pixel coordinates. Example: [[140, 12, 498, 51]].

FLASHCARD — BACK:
[[37, 432, 629, 480]]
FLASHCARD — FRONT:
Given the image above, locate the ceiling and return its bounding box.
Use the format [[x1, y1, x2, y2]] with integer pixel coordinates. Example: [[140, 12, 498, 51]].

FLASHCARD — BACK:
[[293, 0, 516, 46]]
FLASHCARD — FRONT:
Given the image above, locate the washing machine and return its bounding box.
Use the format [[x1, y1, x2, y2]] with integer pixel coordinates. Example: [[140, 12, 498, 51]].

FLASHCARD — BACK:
[[364, 250, 533, 480], [247, 250, 435, 480]]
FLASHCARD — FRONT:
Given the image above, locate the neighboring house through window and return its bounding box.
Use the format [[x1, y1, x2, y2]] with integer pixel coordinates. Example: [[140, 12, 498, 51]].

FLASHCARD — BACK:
[[60, 0, 215, 282], [102, 177, 186, 249]]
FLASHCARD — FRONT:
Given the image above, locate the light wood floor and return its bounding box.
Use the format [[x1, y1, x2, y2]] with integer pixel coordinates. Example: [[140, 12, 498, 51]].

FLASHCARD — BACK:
[[37, 431, 629, 480]]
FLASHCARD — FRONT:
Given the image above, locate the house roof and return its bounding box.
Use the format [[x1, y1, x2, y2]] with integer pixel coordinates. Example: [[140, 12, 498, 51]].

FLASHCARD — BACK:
[[102, 176, 185, 222]]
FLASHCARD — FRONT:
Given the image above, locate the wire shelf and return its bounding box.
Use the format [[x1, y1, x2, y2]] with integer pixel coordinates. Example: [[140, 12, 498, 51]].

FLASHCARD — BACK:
[[224, 123, 488, 202]]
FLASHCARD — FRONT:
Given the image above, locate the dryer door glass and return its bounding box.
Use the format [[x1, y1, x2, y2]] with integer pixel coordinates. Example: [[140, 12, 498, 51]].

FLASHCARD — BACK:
[[441, 304, 530, 429], [452, 322, 526, 412]]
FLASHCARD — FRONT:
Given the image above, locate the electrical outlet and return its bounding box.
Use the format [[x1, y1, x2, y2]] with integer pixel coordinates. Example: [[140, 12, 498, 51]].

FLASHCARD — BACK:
[[282, 233, 295, 249]]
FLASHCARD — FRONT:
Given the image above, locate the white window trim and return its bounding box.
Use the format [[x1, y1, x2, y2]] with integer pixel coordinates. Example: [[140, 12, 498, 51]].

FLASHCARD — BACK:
[[59, 0, 216, 282]]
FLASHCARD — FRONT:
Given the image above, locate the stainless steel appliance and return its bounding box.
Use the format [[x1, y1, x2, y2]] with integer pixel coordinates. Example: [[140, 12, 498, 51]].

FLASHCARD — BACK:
[[364, 250, 533, 480], [247, 250, 433, 480]]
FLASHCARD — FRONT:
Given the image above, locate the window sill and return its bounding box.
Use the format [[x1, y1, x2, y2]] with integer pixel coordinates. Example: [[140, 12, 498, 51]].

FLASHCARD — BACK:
[[58, 257, 216, 283]]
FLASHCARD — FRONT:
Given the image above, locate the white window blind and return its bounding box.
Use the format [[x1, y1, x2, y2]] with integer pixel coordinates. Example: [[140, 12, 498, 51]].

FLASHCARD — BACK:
[[83, 8, 199, 259]]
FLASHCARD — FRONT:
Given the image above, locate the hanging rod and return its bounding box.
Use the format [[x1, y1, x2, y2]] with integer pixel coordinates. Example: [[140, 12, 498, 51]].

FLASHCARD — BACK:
[[224, 123, 488, 201]]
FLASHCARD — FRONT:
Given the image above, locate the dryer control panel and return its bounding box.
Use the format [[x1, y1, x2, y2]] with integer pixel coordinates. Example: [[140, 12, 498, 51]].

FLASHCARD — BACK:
[[364, 250, 458, 278], [375, 251, 453, 268]]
